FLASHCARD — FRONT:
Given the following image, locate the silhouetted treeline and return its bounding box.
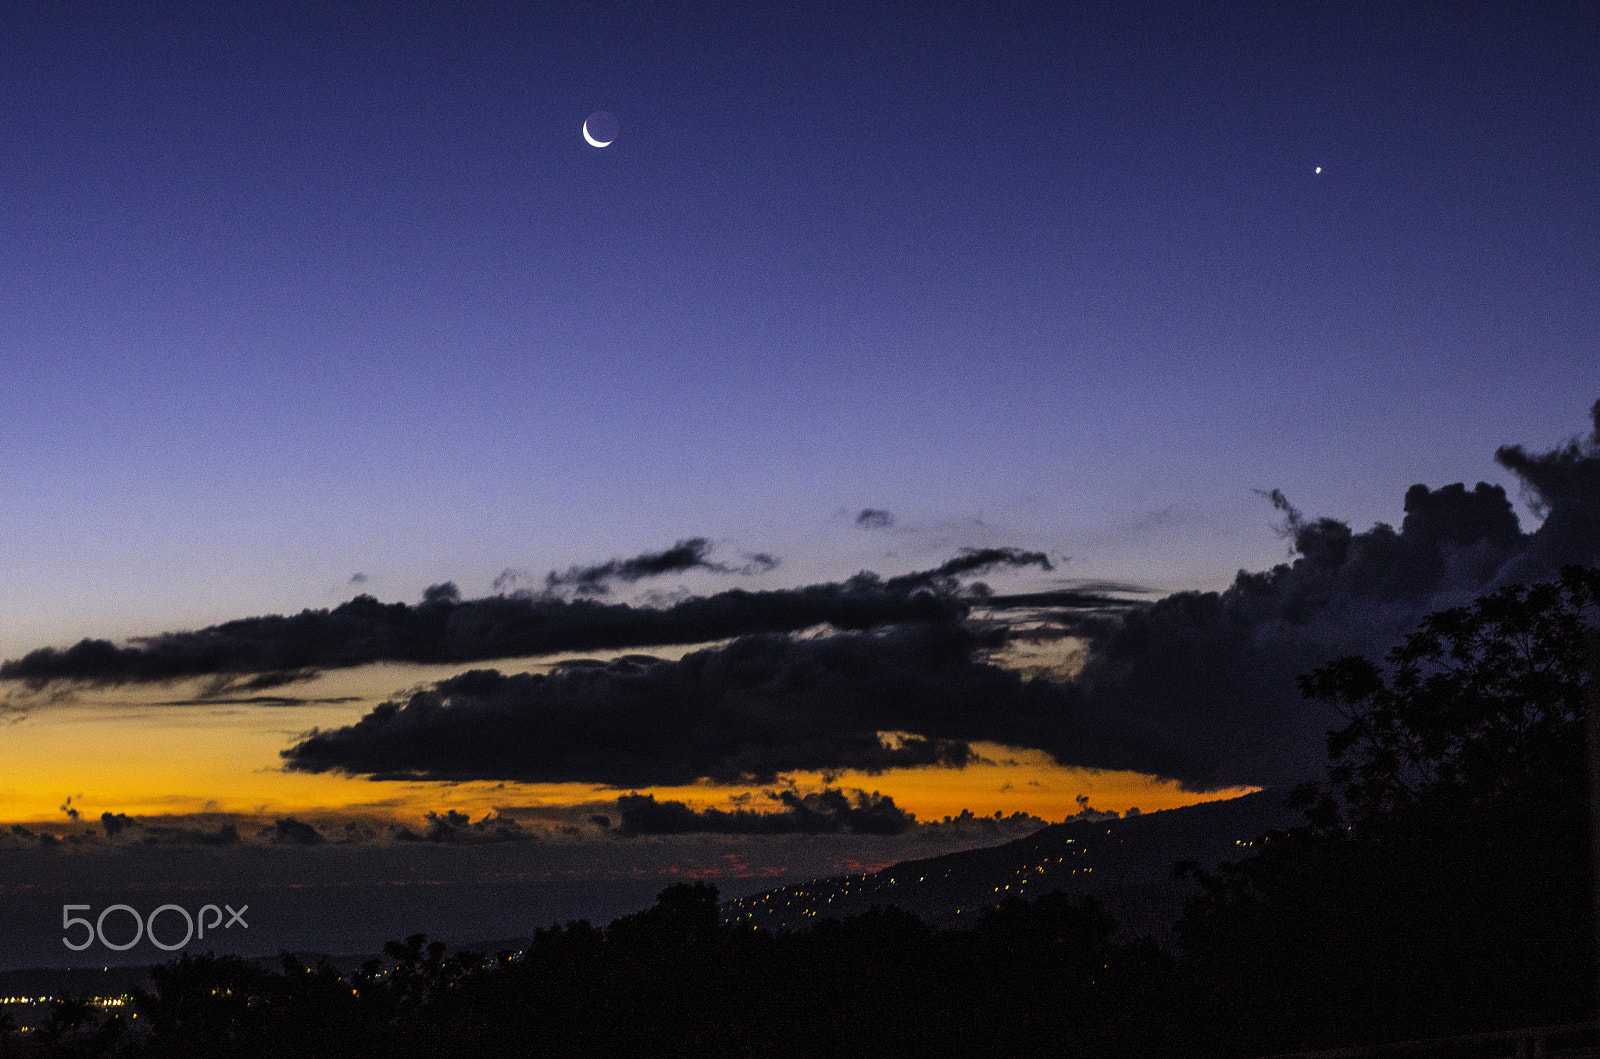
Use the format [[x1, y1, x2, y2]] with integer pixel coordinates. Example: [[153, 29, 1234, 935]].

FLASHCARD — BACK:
[[9, 569, 1597, 1058], [1169, 565, 1599, 1056], [4, 888, 1169, 1059]]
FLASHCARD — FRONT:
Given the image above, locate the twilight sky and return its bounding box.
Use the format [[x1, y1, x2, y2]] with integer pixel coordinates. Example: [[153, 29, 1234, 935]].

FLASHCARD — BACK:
[[0, 2, 1597, 963], [1, 2, 1595, 652]]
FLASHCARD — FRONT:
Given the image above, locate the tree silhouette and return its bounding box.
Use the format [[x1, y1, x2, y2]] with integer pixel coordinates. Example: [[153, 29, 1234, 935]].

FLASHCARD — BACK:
[[1299, 565, 1600, 823], [1176, 567, 1600, 1056]]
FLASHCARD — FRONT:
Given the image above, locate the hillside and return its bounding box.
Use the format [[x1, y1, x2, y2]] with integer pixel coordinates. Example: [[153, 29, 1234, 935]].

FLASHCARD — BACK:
[[721, 789, 1302, 940]]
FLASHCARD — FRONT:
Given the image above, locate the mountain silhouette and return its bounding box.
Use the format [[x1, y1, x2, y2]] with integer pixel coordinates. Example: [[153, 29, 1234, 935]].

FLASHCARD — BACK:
[[722, 789, 1301, 942]]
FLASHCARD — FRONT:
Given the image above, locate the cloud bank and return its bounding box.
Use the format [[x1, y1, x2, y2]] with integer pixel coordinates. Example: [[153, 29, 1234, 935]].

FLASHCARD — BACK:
[[281, 626, 1014, 786], [2, 573, 958, 685], [14, 405, 1600, 792], [1, 549, 1067, 686], [282, 403, 1600, 791], [1057, 400, 1600, 786]]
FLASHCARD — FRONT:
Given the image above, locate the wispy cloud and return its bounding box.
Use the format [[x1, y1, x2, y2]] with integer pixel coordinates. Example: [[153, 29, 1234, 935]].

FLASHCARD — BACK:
[[541, 538, 779, 597]]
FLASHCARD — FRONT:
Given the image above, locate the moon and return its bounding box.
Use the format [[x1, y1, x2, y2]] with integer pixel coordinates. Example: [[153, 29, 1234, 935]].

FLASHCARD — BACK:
[[583, 110, 618, 148]]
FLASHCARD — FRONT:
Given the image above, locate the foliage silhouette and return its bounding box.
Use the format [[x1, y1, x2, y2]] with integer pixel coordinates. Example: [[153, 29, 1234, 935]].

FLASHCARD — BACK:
[[1173, 566, 1599, 1056]]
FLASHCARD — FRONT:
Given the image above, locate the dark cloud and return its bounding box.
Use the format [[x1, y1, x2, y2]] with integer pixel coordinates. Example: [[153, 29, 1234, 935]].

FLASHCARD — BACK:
[[979, 590, 1146, 610], [916, 547, 1054, 581], [1492, 398, 1600, 582], [543, 538, 776, 597], [856, 508, 895, 530], [878, 550, 1062, 630], [1053, 580, 1157, 595], [349, 573, 368, 585], [1, 544, 1056, 686], [183, 668, 337, 704], [1, 571, 967, 685], [969, 589, 1149, 642], [230, 669, 322, 692], [422, 582, 461, 605], [393, 810, 529, 844], [17, 411, 1599, 795], [616, 788, 916, 836], [492, 567, 532, 593], [874, 548, 1055, 599], [281, 623, 1064, 786], [154, 695, 361, 707], [1057, 403, 1600, 788], [284, 407, 1600, 793], [740, 552, 781, 574]]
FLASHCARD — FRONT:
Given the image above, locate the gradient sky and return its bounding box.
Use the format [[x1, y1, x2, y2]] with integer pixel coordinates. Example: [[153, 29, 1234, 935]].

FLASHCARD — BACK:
[[0, 2, 1597, 962], [1, 2, 1595, 655]]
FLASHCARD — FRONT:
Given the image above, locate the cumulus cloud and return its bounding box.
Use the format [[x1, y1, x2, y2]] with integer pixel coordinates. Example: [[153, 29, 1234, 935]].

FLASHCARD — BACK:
[[616, 788, 916, 836], [422, 582, 461, 605], [1492, 398, 1600, 581], [1056, 403, 1600, 787], [856, 508, 895, 530], [281, 625, 1005, 786]]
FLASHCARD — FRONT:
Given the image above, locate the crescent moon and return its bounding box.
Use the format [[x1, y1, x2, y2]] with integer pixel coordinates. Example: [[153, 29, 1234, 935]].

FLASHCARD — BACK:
[[582, 120, 612, 148]]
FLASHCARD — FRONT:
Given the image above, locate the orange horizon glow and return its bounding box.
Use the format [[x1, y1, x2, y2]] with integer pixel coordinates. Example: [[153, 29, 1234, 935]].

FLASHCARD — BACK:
[[0, 661, 1256, 831]]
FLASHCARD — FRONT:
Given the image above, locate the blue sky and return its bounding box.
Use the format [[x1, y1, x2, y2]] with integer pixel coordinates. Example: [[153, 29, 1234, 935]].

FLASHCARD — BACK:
[[1, 1, 1596, 657]]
